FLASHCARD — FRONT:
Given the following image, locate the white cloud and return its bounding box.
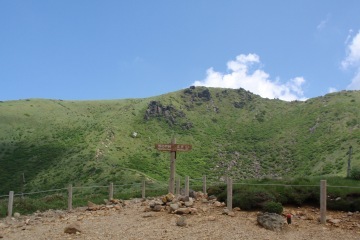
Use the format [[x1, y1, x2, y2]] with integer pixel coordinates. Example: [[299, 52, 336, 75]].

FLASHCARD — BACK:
[[342, 31, 360, 69], [193, 54, 307, 101], [317, 20, 327, 30], [341, 31, 360, 90], [347, 71, 360, 89], [317, 14, 330, 30], [344, 29, 354, 45], [328, 87, 337, 93]]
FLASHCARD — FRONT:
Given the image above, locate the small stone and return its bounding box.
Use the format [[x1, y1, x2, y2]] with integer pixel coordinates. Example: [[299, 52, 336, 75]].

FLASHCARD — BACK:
[[176, 216, 187, 227], [208, 216, 216, 221], [149, 201, 156, 208], [213, 201, 222, 207], [222, 208, 230, 215], [227, 211, 235, 217], [166, 193, 175, 202], [201, 199, 209, 203], [185, 201, 194, 207], [170, 203, 179, 211], [153, 205, 163, 212], [64, 223, 82, 234], [142, 213, 154, 218], [143, 207, 152, 212], [233, 207, 241, 211], [328, 219, 341, 224], [175, 208, 190, 215]]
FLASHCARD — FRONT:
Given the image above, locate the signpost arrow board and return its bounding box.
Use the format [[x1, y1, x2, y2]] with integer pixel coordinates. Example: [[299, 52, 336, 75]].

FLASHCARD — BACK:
[[155, 139, 192, 194], [155, 144, 192, 152]]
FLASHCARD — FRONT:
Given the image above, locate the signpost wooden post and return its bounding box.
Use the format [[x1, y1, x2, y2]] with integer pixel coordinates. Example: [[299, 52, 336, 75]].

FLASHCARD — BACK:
[[155, 138, 192, 194]]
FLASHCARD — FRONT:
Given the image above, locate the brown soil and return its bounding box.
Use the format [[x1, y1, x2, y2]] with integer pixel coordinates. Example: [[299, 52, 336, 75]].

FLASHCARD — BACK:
[[1, 199, 360, 240]]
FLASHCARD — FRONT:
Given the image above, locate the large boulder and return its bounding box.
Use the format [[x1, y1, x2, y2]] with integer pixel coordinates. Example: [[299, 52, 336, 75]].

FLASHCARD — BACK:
[[257, 212, 285, 231]]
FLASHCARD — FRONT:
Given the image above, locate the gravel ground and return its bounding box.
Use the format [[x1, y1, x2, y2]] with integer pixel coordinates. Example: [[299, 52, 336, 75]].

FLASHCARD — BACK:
[[1, 199, 360, 240]]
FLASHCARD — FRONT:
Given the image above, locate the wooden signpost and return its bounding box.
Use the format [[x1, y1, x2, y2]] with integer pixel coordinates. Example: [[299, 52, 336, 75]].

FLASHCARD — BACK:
[[155, 138, 192, 194]]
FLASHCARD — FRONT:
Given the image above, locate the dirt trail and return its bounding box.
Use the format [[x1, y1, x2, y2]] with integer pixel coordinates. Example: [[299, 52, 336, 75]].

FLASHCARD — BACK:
[[1, 199, 360, 240]]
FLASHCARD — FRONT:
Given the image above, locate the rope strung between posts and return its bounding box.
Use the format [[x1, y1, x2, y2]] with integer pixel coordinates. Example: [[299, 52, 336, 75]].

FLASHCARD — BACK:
[[14, 188, 66, 196]]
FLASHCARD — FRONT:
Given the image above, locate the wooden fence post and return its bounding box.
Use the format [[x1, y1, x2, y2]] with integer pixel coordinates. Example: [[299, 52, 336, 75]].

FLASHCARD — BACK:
[[142, 180, 146, 199], [109, 182, 114, 200], [176, 177, 180, 195], [68, 184, 73, 211], [185, 176, 190, 197], [227, 177, 233, 211], [203, 175, 207, 194], [320, 180, 327, 224], [7, 191, 14, 217]]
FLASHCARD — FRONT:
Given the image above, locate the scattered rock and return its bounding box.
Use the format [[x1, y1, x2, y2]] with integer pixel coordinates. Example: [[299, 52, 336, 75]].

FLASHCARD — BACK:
[[175, 208, 190, 215], [170, 203, 179, 212], [153, 205, 163, 212], [142, 213, 154, 218], [114, 205, 122, 210], [208, 216, 216, 221], [185, 200, 194, 207], [176, 216, 187, 227], [87, 201, 100, 211], [328, 219, 341, 224], [143, 207, 152, 212], [189, 208, 198, 214], [227, 211, 235, 217], [165, 193, 175, 202], [257, 212, 285, 231], [178, 196, 190, 202], [222, 208, 230, 215], [201, 199, 209, 203], [64, 222, 82, 234]]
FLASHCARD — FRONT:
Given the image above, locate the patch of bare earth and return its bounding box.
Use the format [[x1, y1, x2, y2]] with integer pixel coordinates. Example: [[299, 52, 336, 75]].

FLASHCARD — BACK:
[[1, 198, 360, 240]]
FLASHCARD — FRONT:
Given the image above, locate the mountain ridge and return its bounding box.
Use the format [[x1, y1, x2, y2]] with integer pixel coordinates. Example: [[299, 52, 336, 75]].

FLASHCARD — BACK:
[[0, 87, 359, 194]]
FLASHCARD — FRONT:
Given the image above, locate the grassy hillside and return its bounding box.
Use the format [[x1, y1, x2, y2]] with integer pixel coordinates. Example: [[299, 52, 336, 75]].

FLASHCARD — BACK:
[[0, 87, 359, 194]]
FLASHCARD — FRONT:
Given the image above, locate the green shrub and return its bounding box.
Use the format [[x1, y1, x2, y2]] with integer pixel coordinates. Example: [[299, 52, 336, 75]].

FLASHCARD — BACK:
[[232, 188, 275, 210], [263, 201, 283, 214], [350, 167, 360, 180], [207, 184, 226, 197]]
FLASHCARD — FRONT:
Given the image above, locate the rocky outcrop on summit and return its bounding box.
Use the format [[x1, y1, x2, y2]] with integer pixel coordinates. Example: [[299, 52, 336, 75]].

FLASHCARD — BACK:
[[144, 101, 192, 129]]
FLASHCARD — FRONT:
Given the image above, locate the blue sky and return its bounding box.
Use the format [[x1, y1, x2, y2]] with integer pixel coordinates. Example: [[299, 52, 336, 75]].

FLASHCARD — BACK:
[[1, 0, 360, 101]]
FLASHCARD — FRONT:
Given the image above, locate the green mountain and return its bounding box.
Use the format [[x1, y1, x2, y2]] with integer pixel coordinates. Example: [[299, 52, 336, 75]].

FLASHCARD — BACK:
[[0, 87, 359, 194]]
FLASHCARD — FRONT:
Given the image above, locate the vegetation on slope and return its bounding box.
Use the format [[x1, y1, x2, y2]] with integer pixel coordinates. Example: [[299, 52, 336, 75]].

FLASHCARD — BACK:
[[0, 87, 359, 194]]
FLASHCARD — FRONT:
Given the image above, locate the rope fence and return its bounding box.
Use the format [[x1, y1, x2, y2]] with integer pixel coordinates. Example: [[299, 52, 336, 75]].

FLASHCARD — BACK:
[[2, 176, 360, 223]]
